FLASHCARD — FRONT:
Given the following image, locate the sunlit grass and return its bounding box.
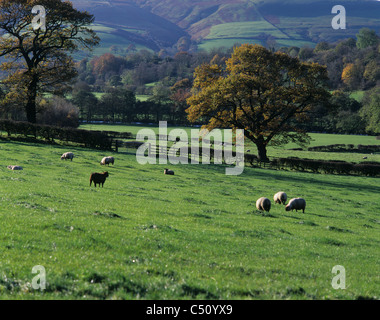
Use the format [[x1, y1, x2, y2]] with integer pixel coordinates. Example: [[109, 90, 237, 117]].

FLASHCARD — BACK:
[[0, 139, 378, 299]]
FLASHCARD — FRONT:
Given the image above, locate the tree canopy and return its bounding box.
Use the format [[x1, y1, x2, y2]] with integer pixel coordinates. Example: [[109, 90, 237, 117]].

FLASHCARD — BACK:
[[356, 28, 379, 49], [0, 0, 99, 123], [186, 44, 331, 161], [360, 88, 380, 135]]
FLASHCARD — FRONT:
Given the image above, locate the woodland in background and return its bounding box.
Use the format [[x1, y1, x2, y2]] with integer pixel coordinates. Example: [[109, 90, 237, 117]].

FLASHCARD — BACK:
[[0, 28, 379, 136]]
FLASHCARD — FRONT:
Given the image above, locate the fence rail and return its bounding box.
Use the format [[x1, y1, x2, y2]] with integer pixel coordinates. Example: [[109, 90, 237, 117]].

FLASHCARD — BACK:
[[115, 141, 380, 177]]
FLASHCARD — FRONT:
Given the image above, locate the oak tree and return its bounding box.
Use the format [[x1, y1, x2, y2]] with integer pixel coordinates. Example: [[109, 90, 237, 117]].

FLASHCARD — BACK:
[[0, 0, 99, 123], [186, 44, 330, 161]]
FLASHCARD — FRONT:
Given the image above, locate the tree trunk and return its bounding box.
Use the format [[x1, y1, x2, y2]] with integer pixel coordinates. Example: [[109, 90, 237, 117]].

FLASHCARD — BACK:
[[25, 101, 37, 123], [25, 76, 38, 123], [256, 141, 269, 162], [86, 107, 92, 123], [25, 95, 37, 123], [156, 108, 160, 123]]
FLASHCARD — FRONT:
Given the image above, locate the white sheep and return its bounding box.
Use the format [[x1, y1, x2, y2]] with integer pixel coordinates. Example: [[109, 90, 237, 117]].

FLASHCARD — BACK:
[[7, 165, 23, 170], [256, 197, 271, 212], [100, 156, 114, 166], [274, 191, 287, 205], [285, 198, 306, 213], [61, 152, 74, 161]]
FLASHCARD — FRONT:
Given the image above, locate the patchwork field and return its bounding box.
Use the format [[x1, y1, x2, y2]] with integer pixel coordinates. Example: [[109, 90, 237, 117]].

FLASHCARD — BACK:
[[0, 133, 379, 299], [68, 0, 380, 55]]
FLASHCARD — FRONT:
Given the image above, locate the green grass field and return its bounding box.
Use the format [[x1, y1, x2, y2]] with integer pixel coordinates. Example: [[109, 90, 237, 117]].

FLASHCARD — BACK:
[[88, 93, 150, 102], [350, 91, 365, 102], [79, 123, 380, 145], [197, 18, 315, 51], [0, 132, 379, 299], [204, 21, 289, 40]]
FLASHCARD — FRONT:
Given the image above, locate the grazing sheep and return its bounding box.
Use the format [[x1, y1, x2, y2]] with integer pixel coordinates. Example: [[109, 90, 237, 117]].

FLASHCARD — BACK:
[[7, 165, 23, 170], [285, 198, 306, 213], [90, 172, 109, 187], [100, 156, 115, 166], [256, 197, 271, 212], [274, 191, 287, 205], [164, 168, 174, 175], [61, 152, 74, 161]]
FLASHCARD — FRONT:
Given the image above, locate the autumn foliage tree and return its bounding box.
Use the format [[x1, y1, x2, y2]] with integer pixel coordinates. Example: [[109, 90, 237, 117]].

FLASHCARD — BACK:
[[0, 0, 99, 123], [186, 44, 330, 161], [341, 62, 363, 90], [170, 78, 192, 123], [90, 53, 127, 80]]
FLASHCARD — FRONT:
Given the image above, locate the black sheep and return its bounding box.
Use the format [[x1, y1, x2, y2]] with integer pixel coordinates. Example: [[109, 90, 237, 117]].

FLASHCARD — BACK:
[[90, 171, 109, 187], [164, 168, 174, 175]]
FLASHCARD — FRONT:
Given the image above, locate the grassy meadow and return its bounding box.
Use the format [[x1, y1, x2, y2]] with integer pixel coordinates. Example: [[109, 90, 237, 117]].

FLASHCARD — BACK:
[[73, 23, 151, 60], [0, 127, 379, 299], [197, 19, 316, 51]]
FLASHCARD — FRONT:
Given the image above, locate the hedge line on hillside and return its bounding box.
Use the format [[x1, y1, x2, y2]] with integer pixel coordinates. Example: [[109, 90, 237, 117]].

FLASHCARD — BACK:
[[271, 157, 380, 176], [308, 144, 380, 153], [120, 143, 380, 176], [0, 120, 115, 150]]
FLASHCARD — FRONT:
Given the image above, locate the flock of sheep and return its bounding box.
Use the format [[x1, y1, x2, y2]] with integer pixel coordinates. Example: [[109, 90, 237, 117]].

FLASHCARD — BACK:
[[61, 152, 306, 213], [60, 152, 115, 188], [257, 192, 306, 213], [59, 152, 175, 187], [10, 151, 306, 213]]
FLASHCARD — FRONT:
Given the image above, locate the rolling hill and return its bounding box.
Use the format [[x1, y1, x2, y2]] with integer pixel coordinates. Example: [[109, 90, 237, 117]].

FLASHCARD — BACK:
[[71, 0, 380, 54], [71, 0, 187, 56]]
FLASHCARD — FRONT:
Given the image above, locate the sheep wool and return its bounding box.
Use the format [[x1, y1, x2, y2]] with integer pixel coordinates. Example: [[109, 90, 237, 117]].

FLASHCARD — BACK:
[[7, 165, 23, 170], [256, 197, 271, 212], [61, 152, 74, 161], [285, 198, 306, 213], [90, 172, 109, 188], [101, 156, 115, 166], [274, 191, 287, 205], [164, 169, 174, 175]]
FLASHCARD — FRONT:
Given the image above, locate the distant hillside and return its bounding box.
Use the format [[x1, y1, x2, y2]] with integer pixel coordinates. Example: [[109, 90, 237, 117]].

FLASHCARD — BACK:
[[70, 0, 380, 55]]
